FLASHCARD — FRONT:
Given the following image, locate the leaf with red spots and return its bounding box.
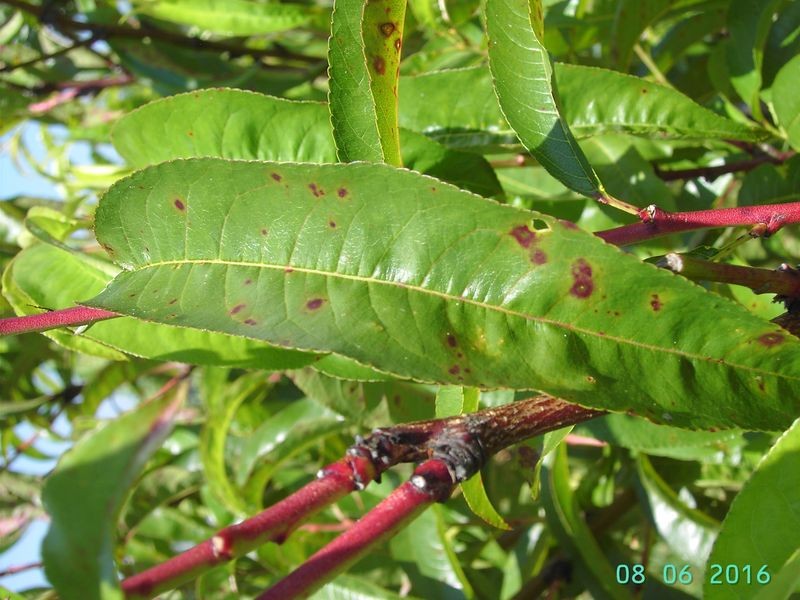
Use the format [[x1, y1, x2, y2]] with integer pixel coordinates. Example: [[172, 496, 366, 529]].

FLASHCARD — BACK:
[[3, 243, 314, 369], [89, 159, 800, 431], [328, 0, 405, 165]]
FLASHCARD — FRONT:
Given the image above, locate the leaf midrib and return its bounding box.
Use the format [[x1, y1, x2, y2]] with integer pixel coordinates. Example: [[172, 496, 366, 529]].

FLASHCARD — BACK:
[[122, 257, 799, 382]]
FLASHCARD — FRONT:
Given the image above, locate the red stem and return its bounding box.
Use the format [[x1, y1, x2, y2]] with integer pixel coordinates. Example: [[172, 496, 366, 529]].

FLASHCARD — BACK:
[[257, 460, 455, 600], [597, 202, 800, 246], [122, 453, 378, 599], [0, 306, 118, 335]]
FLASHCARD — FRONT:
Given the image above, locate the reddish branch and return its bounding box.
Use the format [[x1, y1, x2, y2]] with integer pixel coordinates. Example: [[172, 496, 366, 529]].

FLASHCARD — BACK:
[[121, 396, 599, 598], [596, 202, 800, 246], [0, 306, 118, 335]]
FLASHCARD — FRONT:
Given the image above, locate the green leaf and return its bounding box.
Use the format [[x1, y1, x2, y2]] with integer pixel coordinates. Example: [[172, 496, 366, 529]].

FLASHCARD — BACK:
[[637, 455, 719, 567], [542, 445, 629, 600], [112, 89, 498, 195], [555, 64, 767, 142], [3, 243, 315, 369], [131, 0, 321, 36], [485, 0, 604, 198], [753, 547, 800, 600], [309, 574, 418, 599], [112, 90, 336, 167], [726, 0, 784, 114], [579, 414, 743, 460], [89, 158, 800, 431], [42, 387, 185, 600], [773, 55, 800, 151], [328, 0, 405, 165], [610, 0, 671, 69], [200, 369, 263, 515], [435, 386, 510, 530], [390, 505, 474, 598], [704, 417, 800, 600], [235, 397, 345, 486], [398, 65, 765, 153]]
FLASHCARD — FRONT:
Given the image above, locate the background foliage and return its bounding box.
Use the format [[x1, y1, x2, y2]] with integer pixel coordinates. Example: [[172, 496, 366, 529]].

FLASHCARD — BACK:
[[1, 0, 799, 598]]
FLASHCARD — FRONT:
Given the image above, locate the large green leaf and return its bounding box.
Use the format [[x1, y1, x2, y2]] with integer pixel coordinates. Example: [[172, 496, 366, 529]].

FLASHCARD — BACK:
[[42, 388, 184, 600], [112, 90, 336, 167], [111, 88, 499, 196], [398, 65, 765, 152], [328, 0, 405, 165], [485, 0, 604, 198], [88, 158, 800, 431], [3, 243, 314, 369], [131, 0, 322, 36], [704, 418, 800, 600]]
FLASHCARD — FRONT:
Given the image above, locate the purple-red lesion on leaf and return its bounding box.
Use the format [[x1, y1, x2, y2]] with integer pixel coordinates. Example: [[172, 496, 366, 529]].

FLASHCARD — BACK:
[[229, 303, 246, 315], [650, 294, 662, 311], [394, 38, 402, 52], [244, 318, 258, 326], [758, 332, 784, 347], [569, 259, 593, 298], [306, 298, 325, 310], [260, 228, 268, 236], [309, 183, 324, 197], [244, 278, 253, 285], [380, 22, 396, 36], [446, 334, 457, 347], [337, 187, 349, 198], [531, 249, 547, 265], [270, 172, 282, 182], [448, 365, 461, 375], [168, 298, 178, 305], [329, 221, 337, 228], [509, 225, 536, 248], [373, 56, 386, 75], [173, 198, 186, 211]]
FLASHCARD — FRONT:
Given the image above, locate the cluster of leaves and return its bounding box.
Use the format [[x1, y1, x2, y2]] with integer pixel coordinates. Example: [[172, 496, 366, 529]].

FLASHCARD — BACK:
[[1, 0, 800, 598]]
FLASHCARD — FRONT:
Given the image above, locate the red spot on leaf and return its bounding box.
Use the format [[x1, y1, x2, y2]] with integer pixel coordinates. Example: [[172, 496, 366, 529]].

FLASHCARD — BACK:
[[394, 38, 402, 52], [448, 365, 461, 375], [510, 225, 536, 248], [285, 267, 294, 273], [329, 221, 337, 228], [261, 228, 268, 236], [244, 318, 257, 326], [650, 294, 662, 311], [309, 183, 324, 197], [380, 22, 396, 36], [168, 298, 178, 305], [531, 249, 548, 265], [174, 198, 185, 211], [570, 259, 593, 298], [758, 332, 784, 347], [337, 187, 348, 198], [373, 56, 386, 75], [446, 334, 457, 347], [307, 298, 325, 310], [244, 278, 253, 285], [271, 172, 282, 182], [230, 303, 246, 315]]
